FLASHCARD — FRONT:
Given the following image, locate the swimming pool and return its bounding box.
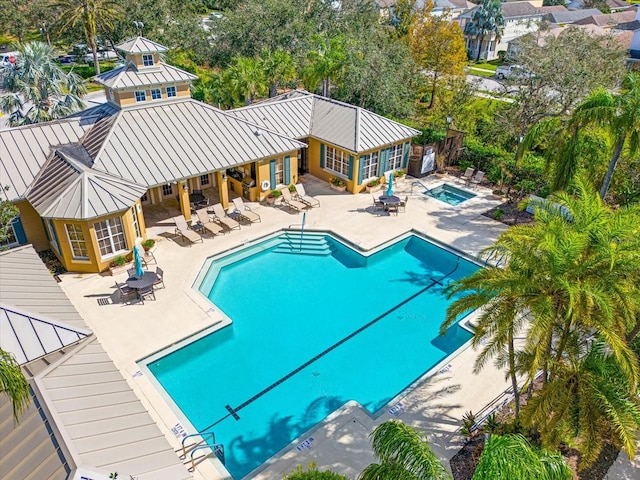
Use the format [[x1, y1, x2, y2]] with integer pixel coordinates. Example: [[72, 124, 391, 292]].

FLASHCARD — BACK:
[[144, 232, 479, 479], [426, 183, 476, 206]]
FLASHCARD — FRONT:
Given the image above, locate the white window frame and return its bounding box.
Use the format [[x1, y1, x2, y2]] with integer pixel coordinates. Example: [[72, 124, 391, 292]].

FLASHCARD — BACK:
[[94, 217, 127, 258], [142, 54, 154, 67], [134, 90, 146, 102], [325, 146, 349, 177], [45, 219, 60, 254], [0, 223, 18, 248], [200, 174, 210, 186], [150, 88, 162, 100], [388, 144, 404, 171], [162, 184, 173, 196], [361, 151, 379, 181], [131, 205, 142, 239], [166, 86, 177, 98], [274, 158, 285, 186], [65, 223, 89, 260]]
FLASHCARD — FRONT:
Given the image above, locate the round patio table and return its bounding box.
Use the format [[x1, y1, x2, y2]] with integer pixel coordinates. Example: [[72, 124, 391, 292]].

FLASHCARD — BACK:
[[379, 195, 401, 215], [126, 271, 158, 290], [189, 193, 205, 204]]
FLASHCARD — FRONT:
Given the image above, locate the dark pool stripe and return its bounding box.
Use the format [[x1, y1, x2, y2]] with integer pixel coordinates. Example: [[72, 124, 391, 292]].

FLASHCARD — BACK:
[[202, 260, 461, 430]]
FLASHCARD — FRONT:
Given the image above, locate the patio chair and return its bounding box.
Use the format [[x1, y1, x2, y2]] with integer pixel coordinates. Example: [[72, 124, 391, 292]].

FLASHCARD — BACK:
[[280, 187, 307, 213], [127, 268, 137, 278], [458, 167, 474, 185], [372, 195, 384, 215], [470, 170, 485, 188], [231, 197, 261, 224], [135, 243, 155, 265], [294, 183, 320, 208], [173, 215, 204, 245], [398, 196, 408, 213], [195, 208, 224, 235], [211, 203, 241, 231], [137, 284, 155, 303], [153, 266, 165, 289], [116, 282, 137, 305]]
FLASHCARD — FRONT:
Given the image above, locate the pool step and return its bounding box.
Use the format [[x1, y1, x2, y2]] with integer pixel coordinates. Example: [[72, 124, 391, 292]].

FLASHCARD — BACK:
[[274, 234, 332, 256]]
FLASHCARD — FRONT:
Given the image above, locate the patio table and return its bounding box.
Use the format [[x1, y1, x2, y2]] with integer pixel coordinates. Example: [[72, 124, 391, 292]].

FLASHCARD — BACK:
[[379, 195, 401, 215], [126, 271, 158, 291]]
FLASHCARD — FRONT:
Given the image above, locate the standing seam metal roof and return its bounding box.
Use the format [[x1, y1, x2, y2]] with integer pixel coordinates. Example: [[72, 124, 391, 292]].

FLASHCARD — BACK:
[[94, 62, 197, 89], [115, 36, 168, 54]]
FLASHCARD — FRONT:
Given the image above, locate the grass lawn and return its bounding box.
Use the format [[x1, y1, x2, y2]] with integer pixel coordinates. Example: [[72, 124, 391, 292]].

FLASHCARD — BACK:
[[467, 67, 496, 78]]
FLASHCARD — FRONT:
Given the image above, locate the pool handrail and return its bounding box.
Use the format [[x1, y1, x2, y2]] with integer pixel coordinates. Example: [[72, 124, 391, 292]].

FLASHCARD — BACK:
[[411, 179, 433, 195], [180, 430, 216, 459], [188, 443, 225, 472]]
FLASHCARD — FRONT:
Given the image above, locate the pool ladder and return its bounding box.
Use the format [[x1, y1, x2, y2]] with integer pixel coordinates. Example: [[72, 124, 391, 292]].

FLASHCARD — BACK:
[[410, 179, 433, 195], [180, 430, 225, 472]]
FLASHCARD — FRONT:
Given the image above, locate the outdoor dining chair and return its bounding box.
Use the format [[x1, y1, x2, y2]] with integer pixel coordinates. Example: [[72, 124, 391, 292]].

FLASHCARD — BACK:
[[153, 267, 165, 289], [116, 282, 137, 305]]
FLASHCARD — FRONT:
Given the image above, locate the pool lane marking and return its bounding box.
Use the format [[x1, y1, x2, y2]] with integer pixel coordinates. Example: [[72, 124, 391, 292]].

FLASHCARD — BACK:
[[202, 261, 461, 431]]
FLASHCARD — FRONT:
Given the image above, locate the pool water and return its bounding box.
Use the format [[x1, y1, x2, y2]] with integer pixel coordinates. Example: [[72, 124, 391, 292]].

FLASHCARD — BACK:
[[426, 184, 476, 206], [145, 233, 478, 479]]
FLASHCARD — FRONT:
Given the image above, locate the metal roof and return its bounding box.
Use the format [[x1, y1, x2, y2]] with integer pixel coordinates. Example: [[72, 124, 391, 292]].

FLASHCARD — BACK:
[[233, 90, 419, 153], [26, 146, 147, 220], [0, 303, 90, 365], [0, 115, 101, 201], [35, 338, 192, 479], [94, 62, 197, 89], [116, 36, 168, 54], [0, 246, 86, 329], [89, 98, 306, 187]]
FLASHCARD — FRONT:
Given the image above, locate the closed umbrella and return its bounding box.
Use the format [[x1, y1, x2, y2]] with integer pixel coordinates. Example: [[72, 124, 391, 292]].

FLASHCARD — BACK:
[[133, 245, 144, 278], [386, 173, 394, 197]]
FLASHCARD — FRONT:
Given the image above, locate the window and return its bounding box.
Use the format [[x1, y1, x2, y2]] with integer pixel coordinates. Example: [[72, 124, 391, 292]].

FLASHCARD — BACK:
[[162, 184, 173, 196], [274, 158, 285, 186], [131, 205, 142, 239], [166, 86, 177, 97], [142, 54, 154, 67], [65, 224, 88, 259], [200, 174, 210, 186], [388, 144, 404, 171], [141, 192, 148, 202], [325, 146, 349, 177], [361, 151, 379, 180], [94, 218, 127, 257], [134, 90, 146, 102], [45, 219, 60, 253], [150, 88, 161, 100], [0, 223, 17, 248]]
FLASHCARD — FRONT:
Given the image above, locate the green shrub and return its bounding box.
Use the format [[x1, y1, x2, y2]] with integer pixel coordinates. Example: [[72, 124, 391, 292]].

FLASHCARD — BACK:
[[61, 63, 116, 79], [282, 463, 349, 479]]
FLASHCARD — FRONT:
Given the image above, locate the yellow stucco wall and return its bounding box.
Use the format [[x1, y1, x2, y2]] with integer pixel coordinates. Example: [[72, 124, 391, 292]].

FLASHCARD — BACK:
[[113, 82, 190, 107], [15, 200, 48, 251], [125, 52, 160, 69], [256, 153, 299, 201]]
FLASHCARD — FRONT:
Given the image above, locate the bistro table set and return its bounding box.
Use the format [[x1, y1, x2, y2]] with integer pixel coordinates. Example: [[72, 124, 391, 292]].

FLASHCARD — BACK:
[[116, 244, 165, 305]]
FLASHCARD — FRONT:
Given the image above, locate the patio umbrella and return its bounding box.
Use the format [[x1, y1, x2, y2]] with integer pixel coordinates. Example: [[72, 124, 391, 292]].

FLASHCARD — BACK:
[[386, 172, 394, 197], [133, 245, 144, 278]]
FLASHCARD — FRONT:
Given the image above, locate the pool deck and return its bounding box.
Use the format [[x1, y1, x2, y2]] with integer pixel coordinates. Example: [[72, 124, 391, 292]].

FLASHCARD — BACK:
[[59, 173, 514, 479]]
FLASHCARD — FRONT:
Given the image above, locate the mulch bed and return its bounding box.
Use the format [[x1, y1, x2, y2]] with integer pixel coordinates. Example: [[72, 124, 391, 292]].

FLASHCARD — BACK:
[[482, 200, 534, 226], [38, 249, 67, 276]]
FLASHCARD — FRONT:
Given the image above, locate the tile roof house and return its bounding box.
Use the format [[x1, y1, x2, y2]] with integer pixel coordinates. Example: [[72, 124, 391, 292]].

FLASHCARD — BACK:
[[0, 246, 192, 480], [543, 7, 603, 25], [459, 1, 545, 61], [1, 37, 418, 274], [573, 9, 637, 28]]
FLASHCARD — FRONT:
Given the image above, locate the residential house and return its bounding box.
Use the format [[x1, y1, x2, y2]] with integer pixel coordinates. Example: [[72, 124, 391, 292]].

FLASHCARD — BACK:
[[418, 0, 476, 18], [0, 245, 192, 480], [573, 9, 637, 29], [459, 1, 545, 61], [543, 7, 603, 26], [617, 8, 640, 66], [0, 37, 418, 274]]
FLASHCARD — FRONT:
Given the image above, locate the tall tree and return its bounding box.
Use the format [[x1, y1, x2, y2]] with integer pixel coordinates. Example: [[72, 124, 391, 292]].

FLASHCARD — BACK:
[[571, 72, 640, 200], [0, 42, 86, 126], [54, 0, 122, 75], [259, 48, 297, 98], [409, 2, 467, 109], [225, 55, 267, 105], [0, 349, 30, 421], [360, 420, 450, 480], [464, 0, 505, 62], [472, 434, 572, 480], [302, 34, 347, 98]]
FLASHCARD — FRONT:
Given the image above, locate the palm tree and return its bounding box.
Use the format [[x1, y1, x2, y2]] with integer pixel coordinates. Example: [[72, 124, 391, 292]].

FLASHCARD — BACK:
[[571, 72, 640, 200], [522, 341, 640, 467], [1, 349, 31, 421], [359, 420, 450, 480], [259, 48, 297, 98], [464, 0, 505, 62], [472, 434, 572, 480], [225, 56, 267, 105], [0, 42, 86, 126], [302, 34, 347, 98], [54, 0, 122, 75]]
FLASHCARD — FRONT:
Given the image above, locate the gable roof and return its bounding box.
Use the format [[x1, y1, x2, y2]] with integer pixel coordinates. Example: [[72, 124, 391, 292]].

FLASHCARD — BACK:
[[0, 303, 91, 365], [501, 1, 544, 18], [544, 8, 602, 24], [95, 61, 197, 89], [116, 36, 168, 54], [232, 90, 420, 153], [25, 145, 147, 220], [0, 114, 103, 201], [574, 9, 637, 27]]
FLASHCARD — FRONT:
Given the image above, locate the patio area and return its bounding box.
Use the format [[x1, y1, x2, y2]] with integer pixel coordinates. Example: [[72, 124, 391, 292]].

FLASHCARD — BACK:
[[58, 173, 512, 479]]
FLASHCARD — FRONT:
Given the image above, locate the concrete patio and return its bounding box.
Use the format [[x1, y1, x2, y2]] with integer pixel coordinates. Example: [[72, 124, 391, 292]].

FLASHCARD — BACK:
[[58, 173, 515, 479]]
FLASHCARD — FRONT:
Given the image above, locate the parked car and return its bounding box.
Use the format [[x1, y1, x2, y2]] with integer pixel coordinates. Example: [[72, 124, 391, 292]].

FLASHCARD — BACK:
[[1, 52, 18, 68], [495, 64, 532, 80], [57, 55, 75, 64]]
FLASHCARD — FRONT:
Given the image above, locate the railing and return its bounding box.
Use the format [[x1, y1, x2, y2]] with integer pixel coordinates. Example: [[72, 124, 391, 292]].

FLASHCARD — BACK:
[[188, 443, 225, 472], [180, 430, 216, 459], [410, 179, 434, 195]]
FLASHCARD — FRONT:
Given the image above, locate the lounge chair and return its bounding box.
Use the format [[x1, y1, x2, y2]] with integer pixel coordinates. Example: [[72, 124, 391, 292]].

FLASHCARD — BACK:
[[195, 208, 224, 235], [458, 167, 474, 185], [211, 203, 241, 231], [280, 187, 307, 213], [173, 215, 204, 245], [294, 183, 320, 208], [470, 170, 485, 188], [231, 197, 261, 224]]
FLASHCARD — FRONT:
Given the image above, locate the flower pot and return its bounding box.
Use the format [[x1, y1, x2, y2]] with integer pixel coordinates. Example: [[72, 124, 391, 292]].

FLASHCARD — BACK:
[[330, 183, 347, 192], [366, 184, 381, 194], [109, 262, 133, 276]]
